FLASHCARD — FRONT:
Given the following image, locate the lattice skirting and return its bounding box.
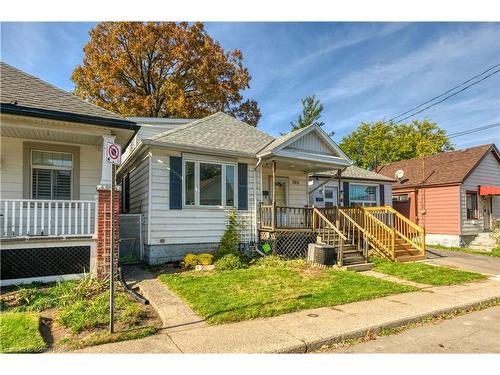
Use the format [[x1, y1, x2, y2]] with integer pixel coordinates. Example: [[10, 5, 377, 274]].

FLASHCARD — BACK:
[[259, 230, 317, 259], [1, 246, 91, 280]]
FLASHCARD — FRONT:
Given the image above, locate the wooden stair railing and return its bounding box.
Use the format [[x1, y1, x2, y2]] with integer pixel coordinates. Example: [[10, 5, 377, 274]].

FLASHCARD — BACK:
[[365, 206, 426, 257], [337, 208, 370, 261], [312, 207, 348, 266], [341, 206, 395, 260]]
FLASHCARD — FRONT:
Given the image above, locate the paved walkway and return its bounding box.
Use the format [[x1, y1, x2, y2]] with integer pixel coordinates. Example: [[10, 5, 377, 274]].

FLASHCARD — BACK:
[[75, 270, 500, 353], [426, 248, 500, 276], [325, 305, 500, 353]]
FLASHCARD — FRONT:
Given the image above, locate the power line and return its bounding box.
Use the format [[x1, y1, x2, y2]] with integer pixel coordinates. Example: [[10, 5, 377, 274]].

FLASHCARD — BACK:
[[392, 69, 500, 124], [387, 63, 500, 123], [448, 121, 500, 139]]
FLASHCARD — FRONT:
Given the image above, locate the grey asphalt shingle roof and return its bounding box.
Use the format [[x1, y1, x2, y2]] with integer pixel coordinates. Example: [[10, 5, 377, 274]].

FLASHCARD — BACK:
[[312, 165, 395, 182], [0, 61, 126, 122], [149, 112, 275, 156]]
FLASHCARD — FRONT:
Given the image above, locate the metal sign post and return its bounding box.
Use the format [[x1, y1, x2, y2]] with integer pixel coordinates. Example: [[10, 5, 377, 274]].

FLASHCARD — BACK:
[[105, 142, 122, 335], [110, 162, 115, 334]]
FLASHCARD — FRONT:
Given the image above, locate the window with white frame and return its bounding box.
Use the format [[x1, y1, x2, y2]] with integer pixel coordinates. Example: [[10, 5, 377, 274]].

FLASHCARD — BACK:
[[184, 160, 237, 207], [349, 184, 378, 207], [31, 150, 73, 200]]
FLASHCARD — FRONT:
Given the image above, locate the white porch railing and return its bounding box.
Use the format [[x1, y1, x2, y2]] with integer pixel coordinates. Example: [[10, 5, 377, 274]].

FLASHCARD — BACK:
[[1, 199, 97, 238]]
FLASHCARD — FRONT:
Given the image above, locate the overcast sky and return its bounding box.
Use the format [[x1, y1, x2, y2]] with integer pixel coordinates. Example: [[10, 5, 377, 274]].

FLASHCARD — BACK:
[[1, 22, 499, 148]]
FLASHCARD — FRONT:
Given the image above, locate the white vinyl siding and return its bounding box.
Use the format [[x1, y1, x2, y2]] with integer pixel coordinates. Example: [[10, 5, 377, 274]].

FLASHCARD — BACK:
[[0, 136, 101, 201], [460, 151, 500, 235], [261, 167, 308, 207], [145, 149, 258, 246], [284, 131, 337, 156]]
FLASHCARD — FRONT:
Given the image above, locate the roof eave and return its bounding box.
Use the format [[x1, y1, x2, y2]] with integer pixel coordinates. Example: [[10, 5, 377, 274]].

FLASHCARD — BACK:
[[142, 139, 258, 159], [1, 103, 139, 130]]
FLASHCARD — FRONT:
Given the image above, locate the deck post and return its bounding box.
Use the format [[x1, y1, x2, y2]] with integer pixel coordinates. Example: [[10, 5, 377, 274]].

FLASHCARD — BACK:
[[337, 168, 342, 207], [271, 160, 276, 231]]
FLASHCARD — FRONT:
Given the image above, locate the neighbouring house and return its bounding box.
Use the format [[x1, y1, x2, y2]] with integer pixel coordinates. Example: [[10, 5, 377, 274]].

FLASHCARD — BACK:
[[0, 62, 140, 285], [377, 144, 500, 249], [308, 166, 395, 209], [118, 113, 426, 267]]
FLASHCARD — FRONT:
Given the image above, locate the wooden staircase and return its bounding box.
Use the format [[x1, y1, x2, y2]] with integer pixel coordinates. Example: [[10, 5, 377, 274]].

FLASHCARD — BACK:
[[313, 209, 373, 271], [341, 206, 426, 262], [311, 205, 426, 270]]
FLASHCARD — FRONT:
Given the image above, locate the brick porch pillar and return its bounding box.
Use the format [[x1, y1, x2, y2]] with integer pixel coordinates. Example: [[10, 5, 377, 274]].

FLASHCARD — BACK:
[[95, 186, 121, 280]]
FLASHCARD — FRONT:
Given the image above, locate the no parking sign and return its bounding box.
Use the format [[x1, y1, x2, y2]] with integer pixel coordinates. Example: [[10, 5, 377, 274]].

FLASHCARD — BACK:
[[106, 142, 122, 165]]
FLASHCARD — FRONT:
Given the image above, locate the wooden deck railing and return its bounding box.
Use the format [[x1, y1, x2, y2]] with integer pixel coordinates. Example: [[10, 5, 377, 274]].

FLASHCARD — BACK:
[[259, 204, 425, 261], [260, 204, 336, 230], [365, 206, 425, 256]]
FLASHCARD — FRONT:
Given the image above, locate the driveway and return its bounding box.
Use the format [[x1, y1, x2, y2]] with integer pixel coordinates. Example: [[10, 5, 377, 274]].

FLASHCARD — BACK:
[[326, 305, 500, 353], [426, 248, 500, 276]]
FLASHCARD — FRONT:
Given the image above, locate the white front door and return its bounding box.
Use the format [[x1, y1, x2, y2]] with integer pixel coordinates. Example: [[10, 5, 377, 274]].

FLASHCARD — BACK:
[[324, 186, 338, 207]]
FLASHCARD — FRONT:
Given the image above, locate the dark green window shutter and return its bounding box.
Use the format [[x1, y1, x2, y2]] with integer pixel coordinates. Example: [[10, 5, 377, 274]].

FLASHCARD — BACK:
[[238, 163, 248, 210], [379, 184, 385, 206], [343, 182, 349, 207], [170, 156, 182, 210]]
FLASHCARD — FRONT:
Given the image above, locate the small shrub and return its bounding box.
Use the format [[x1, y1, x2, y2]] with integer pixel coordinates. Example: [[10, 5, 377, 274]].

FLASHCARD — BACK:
[[197, 253, 214, 266], [214, 254, 245, 271], [215, 210, 240, 260], [181, 253, 214, 268], [181, 253, 200, 269]]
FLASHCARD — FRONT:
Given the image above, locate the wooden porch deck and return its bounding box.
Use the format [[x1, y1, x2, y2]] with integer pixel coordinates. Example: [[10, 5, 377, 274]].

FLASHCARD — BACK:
[[258, 204, 426, 264]]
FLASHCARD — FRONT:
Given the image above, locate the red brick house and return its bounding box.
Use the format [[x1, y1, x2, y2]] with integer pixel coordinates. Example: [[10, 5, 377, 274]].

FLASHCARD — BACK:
[[377, 144, 500, 248]]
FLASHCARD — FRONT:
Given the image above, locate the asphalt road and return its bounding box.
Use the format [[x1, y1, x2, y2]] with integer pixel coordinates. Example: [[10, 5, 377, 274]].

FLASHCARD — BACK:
[[426, 248, 500, 276], [326, 306, 500, 353]]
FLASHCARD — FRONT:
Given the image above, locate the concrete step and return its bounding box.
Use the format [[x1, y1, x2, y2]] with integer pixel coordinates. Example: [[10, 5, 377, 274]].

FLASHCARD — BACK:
[[344, 262, 374, 272]]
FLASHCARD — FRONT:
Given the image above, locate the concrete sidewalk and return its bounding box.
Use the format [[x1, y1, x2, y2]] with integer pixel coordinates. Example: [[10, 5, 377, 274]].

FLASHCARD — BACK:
[[75, 275, 500, 354]]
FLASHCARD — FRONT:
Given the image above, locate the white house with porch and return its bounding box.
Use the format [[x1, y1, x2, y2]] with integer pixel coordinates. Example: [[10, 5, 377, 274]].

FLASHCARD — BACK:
[[0, 62, 139, 285]]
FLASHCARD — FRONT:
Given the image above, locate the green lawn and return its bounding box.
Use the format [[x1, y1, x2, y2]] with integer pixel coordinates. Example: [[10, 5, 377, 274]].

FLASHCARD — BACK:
[[370, 257, 486, 286], [0, 312, 46, 353], [1, 277, 159, 351], [159, 267, 417, 324], [429, 244, 500, 258]]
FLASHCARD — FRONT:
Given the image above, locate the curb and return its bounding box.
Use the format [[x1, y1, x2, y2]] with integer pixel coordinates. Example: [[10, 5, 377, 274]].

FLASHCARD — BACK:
[[269, 296, 499, 353]]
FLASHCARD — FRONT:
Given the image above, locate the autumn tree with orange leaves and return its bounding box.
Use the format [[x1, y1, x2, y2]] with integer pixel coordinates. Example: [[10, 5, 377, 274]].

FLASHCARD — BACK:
[[72, 22, 261, 126]]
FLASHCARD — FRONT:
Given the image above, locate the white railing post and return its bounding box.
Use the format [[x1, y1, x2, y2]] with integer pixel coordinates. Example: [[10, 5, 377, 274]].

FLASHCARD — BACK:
[[62, 202, 65, 235], [11, 201, 16, 236], [34, 201, 38, 235], [81, 202, 84, 235], [27, 201, 31, 235], [55, 202, 58, 236], [4, 201, 8, 236], [19, 202, 23, 236], [48, 201, 52, 236], [75, 202, 78, 235], [68, 202, 72, 235], [87, 202, 91, 235], [41, 201, 45, 235]]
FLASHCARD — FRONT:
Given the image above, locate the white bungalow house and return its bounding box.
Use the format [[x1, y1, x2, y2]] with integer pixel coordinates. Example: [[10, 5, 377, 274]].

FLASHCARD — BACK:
[[118, 112, 355, 264], [0, 62, 139, 285]]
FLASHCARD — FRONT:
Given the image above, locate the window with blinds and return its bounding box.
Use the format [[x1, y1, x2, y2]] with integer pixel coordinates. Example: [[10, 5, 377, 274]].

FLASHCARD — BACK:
[[31, 150, 73, 200]]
